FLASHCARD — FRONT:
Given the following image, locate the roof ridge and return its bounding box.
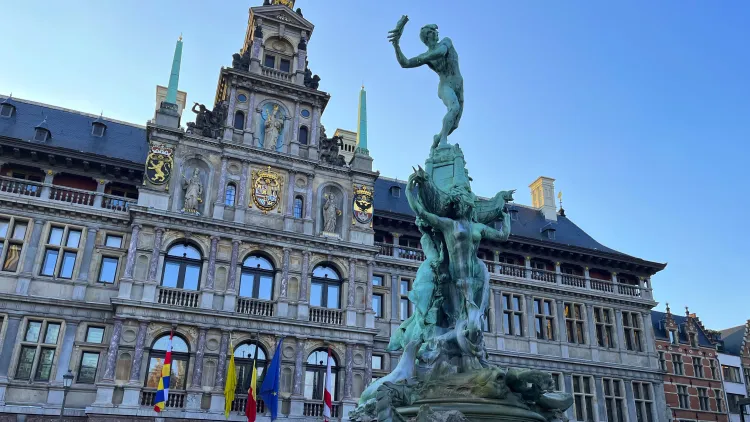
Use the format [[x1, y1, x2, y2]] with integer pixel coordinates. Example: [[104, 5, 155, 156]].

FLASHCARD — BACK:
[[0, 95, 146, 130]]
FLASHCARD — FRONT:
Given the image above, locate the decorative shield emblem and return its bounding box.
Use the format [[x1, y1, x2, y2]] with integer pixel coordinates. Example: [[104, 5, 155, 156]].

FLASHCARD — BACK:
[[145, 144, 174, 185], [251, 166, 282, 213], [352, 184, 374, 225]]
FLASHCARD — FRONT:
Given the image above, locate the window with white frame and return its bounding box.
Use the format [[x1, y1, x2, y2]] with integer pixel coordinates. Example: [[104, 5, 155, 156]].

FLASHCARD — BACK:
[[533, 298, 554, 340], [0, 103, 13, 118], [677, 384, 689, 408], [502, 293, 523, 336], [0, 217, 27, 273], [98, 233, 125, 284], [372, 293, 383, 318], [689, 332, 698, 348], [572, 375, 595, 421], [622, 311, 643, 351], [225, 183, 237, 206], [658, 351, 666, 371], [669, 329, 678, 344], [710, 358, 718, 379], [633, 382, 654, 422], [371, 355, 383, 371], [399, 278, 411, 321], [15, 319, 62, 381], [77, 351, 100, 384], [293, 195, 304, 218], [593, 306, 615, 348], [722, 365, 741, 383], [672, 353, 684, 375], [603, 378, 626, 422], [714, 389, 724, 413], [692, 357, 704, 378], [697, 387, 709, 411], [564, 302, 586, 345], [41, 226, 82, 279]]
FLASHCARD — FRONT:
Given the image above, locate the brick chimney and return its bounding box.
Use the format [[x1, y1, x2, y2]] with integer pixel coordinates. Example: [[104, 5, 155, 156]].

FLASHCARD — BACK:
[[530, 176, 557, 221]]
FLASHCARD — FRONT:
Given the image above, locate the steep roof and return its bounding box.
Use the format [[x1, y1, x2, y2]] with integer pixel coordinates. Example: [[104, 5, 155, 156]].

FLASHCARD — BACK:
[[650, 310, 716, 348], [374, 177, 625, 256], [719, 324, 747, 356], [0, 96, 148, 164]]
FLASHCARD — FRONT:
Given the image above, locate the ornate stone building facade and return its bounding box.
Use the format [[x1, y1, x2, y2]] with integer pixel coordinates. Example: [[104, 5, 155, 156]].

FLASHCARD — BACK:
[[0, 1, 672, 421]]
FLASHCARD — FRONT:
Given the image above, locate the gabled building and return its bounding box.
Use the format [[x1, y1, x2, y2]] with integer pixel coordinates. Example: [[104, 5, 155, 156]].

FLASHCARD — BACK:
[[719, 321, 750, 420]]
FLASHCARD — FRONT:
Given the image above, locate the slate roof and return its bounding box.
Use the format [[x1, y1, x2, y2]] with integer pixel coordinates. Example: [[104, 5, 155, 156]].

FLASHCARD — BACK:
[[719, 325, 746, 356], [374, 177, 625, 256], [650, 311, 715, 348], [0, 96, 148, 164]]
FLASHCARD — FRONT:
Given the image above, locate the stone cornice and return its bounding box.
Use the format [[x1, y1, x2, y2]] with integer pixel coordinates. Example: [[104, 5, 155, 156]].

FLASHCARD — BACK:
[[0, 294, 111, 320], [0, 197, 131, 226], [222, 68, 330, 110]]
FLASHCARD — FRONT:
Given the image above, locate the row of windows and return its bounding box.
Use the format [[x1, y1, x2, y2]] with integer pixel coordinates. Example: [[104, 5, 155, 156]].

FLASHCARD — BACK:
[[674, 384, 729, 413], [658, 352, 722, 380], [222, 183, 306, 219], [570, 375, 655, 422]]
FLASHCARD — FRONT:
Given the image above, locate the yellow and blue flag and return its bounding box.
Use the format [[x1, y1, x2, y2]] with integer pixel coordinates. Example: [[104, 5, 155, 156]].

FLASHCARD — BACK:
[[153, 332, 173, 412]]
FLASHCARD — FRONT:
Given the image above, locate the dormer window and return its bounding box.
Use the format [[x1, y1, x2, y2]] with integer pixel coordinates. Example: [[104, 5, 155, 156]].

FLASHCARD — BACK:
[[34, 128, 49, 142], [91, 122, 106, 137], [689, 332, 698, 348], [669, 329, 678, 345], [390, 186, 401, 198], [509, 209, 519, 221], [0, 103, 13, 118], [541, 226, 556, 240]]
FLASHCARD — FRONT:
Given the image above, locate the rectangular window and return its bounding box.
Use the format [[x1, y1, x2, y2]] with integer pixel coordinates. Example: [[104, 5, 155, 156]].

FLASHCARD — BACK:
[[593, 306, 615, 348], [105, 234, 123, 248], [0, 104, 13, 117], [728, 393, 742, 414], [622, 311, 643, 351], [34, 348, 56, 381], [502, 293, 523, 336], [533, 298, 554, 340], [373, 294, 383, 318], [692, 357, 704, 378], [279, 58, 291, 72], [0, 217, 27, 273], [264, 54, 276, 68], [16, 319, 62, 381], [677, 385, 689, 408], [689, 332, 698, 348], [745, 367, 750, 386], [672, 354, 684, 375], [658, 352, 666, 371], [41, 226, 82, 279], [572, 375, 595, 422], [697, 387, 709, 411], [710, 359, 718, 379], [77, 351, 100, 383], [603, 378, 626, 422], [25, 321, 42, 342], [723, 365, 741, 383], [372, 274, 383, 286], [564, 303, 585, 344], [714, 389, 724, 413], [399, 279, 411, 321], [549, 372, 562, 392], [669, 330, 678, 344], [86, 326, 105, 343], [98, 256, 119, 283], [633, 382, 654, 422], [43, 323, 61, 344], [371, 355, 383, 370], [15, 346, 36, 380]]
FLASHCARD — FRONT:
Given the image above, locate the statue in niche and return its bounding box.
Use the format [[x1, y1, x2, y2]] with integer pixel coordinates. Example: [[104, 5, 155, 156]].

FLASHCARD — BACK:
[[262, 104, 284, 150], [319, 125, 347, 166], [181, 168, 204, 215], [186, 101, 228, 138], [322, 193, 341, 234]]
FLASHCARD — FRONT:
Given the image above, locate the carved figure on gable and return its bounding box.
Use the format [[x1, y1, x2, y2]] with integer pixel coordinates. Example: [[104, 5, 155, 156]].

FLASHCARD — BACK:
[[186, 101, 227, 138], [232, 49, 251, 71], [319, 125, 346, 166], [181, 168, 204, 215], [303, 61, 321, 90], [322, 193, 341, 234], [262, 104, 284, 150]]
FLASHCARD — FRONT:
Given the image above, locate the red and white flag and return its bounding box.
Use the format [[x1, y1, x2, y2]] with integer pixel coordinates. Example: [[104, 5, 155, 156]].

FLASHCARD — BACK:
[[323, 346, 333, 421]]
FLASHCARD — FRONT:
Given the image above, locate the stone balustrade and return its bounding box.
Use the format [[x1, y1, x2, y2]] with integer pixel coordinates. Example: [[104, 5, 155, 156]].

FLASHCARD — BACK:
[[561, 273, 587, 288], [261, 66, 292, 82], [236, 297, 275, 317], [309, 306, 344, 325], [157, 287, 200, 308], [0, 175, 136, 212], [303, 401, 340, 418], [140, 389, 185, 409], [231, 395, 266, 414]]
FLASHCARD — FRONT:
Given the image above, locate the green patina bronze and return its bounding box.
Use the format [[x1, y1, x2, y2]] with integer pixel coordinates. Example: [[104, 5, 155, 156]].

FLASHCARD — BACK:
[[351, 16, 574, 422]]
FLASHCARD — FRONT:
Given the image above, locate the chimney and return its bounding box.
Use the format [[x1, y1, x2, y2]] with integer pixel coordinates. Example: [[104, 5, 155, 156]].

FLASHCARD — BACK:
[[529, 176, 557, 221]]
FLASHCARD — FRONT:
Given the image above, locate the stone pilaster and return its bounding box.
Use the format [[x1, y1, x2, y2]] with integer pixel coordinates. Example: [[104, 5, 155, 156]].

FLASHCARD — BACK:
[[76, 228, 98, 282], [586, 303, 600, 361], [214, 331, 229, 390], [224, 239, 241, 312], [525, 295, 537, 354], [343, 343, 354, 399], [53, 321, 79, 383], [346, 259, 357, 326], [128, 321, 149, 382], [280, 248, 290, 299], [391, 233, 400, 258], [0, 316, 21, 404], [123, 225, 141, 279], [290, 102, 301, 155], [235, 161, 249, 223], [147, 227, 164, 282], [201, 236, 219, 309], [304, 173, 314, 221], [214, 157, 229, 219], [290, 337, 307, 417], [556, 299, 569, 358], [364, 345, 373, 386], [624, 378, 638, 422], [223, 86, 237, 141], [285, 170, 296, 216], [365, 261, 375, 329], [297, 251, 310, 320], [102, 318, 124, 381], [191, 327, 208, 388], [21, 218, 45, 275], [594, 375, 606, 420], [245, 92, 256, 139]]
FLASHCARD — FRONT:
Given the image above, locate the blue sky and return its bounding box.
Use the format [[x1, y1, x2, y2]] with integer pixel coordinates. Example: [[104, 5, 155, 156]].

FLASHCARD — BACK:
[[1, 1, 749, 329]]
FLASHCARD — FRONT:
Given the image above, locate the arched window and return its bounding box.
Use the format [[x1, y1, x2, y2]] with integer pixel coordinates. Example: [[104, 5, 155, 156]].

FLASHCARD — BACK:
[[234, 342, 268, 395], [305, 349, 337, 400], [310, 264, 341, 309], [293, 196, 304, 219], [234, 110, 245, 130], [162, 243, 202, 290], [225, 183, 237, 206], [298, 126, 309, 145], [240, 255, 274, 300], [145, 334, 189, 390]]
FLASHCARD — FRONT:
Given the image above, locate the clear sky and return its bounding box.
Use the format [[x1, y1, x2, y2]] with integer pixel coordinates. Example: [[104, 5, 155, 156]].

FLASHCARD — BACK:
[[1, 1, 748, 329]]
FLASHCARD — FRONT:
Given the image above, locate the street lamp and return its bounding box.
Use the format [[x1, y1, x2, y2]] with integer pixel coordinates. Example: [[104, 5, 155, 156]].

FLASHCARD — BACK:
[[59, 370, 74, 421]]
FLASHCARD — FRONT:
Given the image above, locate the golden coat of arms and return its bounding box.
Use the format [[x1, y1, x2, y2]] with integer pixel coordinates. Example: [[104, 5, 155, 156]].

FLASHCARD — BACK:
[[352, 184, 374, 225], [251, 166, 282, 213], [145, 144, 174, 185]]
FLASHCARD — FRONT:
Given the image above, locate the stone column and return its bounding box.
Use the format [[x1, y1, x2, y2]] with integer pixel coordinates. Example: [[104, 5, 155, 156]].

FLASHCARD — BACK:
[[39, 169, 56, 199], [584, 266, 591, 289], [223, 239, 241, 312], [343, 343, 354, 399], [277, 248, 291, 317], [146, 227, 164, 282], [123, 225, 141, 279], [310, 106, 321, 160], [563, 374, 575, 421], [586, 304, 600, 362], [391, 233, 400, 258], [201, 236, 219, 309], [641, 311, 656, 354], [223, 86, 237, 141], [290, 102, 301, 155], [21, 218, 45, 276], [191, 327, 208, 388], [614, 309, 626, 350], [235, 161, 249, 223], [214, 331, 230, 389], [624, 378, 638, 422], [245, 92, 256, 140], [364, 345, 373, 386], [346, 259, 357, 326], [285, 170, 296, 217], [390, 273, 400, 334], [304, 173, 314, 220], [214, 157, 229, 219], [365, 261, 375, 329], [290, 337, 306, 417], [76, 228, 98, 282], [554, 261, 562, 285], [129, 321, 149, 382], [297, 251, 310, 320], [524, 256, 532, 280], [102, 318, 124, 381], [0, 316, 21, 404], [594, 375, 606, 420], [556, 299, 569, 358], [525, 295, 537, 354]]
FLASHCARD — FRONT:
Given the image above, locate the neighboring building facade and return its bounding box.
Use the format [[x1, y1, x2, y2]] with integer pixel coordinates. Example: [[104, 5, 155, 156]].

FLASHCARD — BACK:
[[720, 321, 750, 420], [0, 1, 671, 421], [652, 307, 730, 421]]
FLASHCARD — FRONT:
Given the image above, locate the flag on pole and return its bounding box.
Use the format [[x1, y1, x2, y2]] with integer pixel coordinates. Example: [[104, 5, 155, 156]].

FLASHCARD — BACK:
[[153, 332, 173, 412], [224, 339, 237, 418], [260, 337, 284, 421], [323, 346, 333, 421], [245, 340, 259, 422]]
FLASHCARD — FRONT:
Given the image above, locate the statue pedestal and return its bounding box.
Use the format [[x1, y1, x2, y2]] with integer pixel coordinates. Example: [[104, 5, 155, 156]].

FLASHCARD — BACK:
[[397, 399, 547, 422], [424, 144, 470, 192]]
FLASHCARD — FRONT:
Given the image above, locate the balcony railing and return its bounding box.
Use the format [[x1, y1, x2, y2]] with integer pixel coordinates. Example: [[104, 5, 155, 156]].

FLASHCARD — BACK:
[[261, 66, 292, 82], [231, 395, 266, 414], [309, 306, 344, 325], [498, 263, 528, 278], [590, 278, 614, 293], [396, 245, 425, 262], [101, 194, 135, 212], [375, 242, 393, 257], [530, 269, 556, 284], [157, 287, 200, 308], [303, 401, 340, 418], [0, 177, 42, 197], [0, 176, 136, 212], [617, 283, 641, 297], [50, 185, 95, 206], [236, 297, 275, 317], [561, 274, 586, 288], [140, 390, 185, 408]]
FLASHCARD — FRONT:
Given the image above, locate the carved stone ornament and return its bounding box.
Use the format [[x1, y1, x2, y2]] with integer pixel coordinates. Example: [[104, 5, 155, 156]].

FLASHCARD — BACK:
[[353, 184, 374, 225], [251, 166, 283, 213], [181, 168, 204, 215], [322, 192, 342, 235], [145, 144, 174, 185]]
